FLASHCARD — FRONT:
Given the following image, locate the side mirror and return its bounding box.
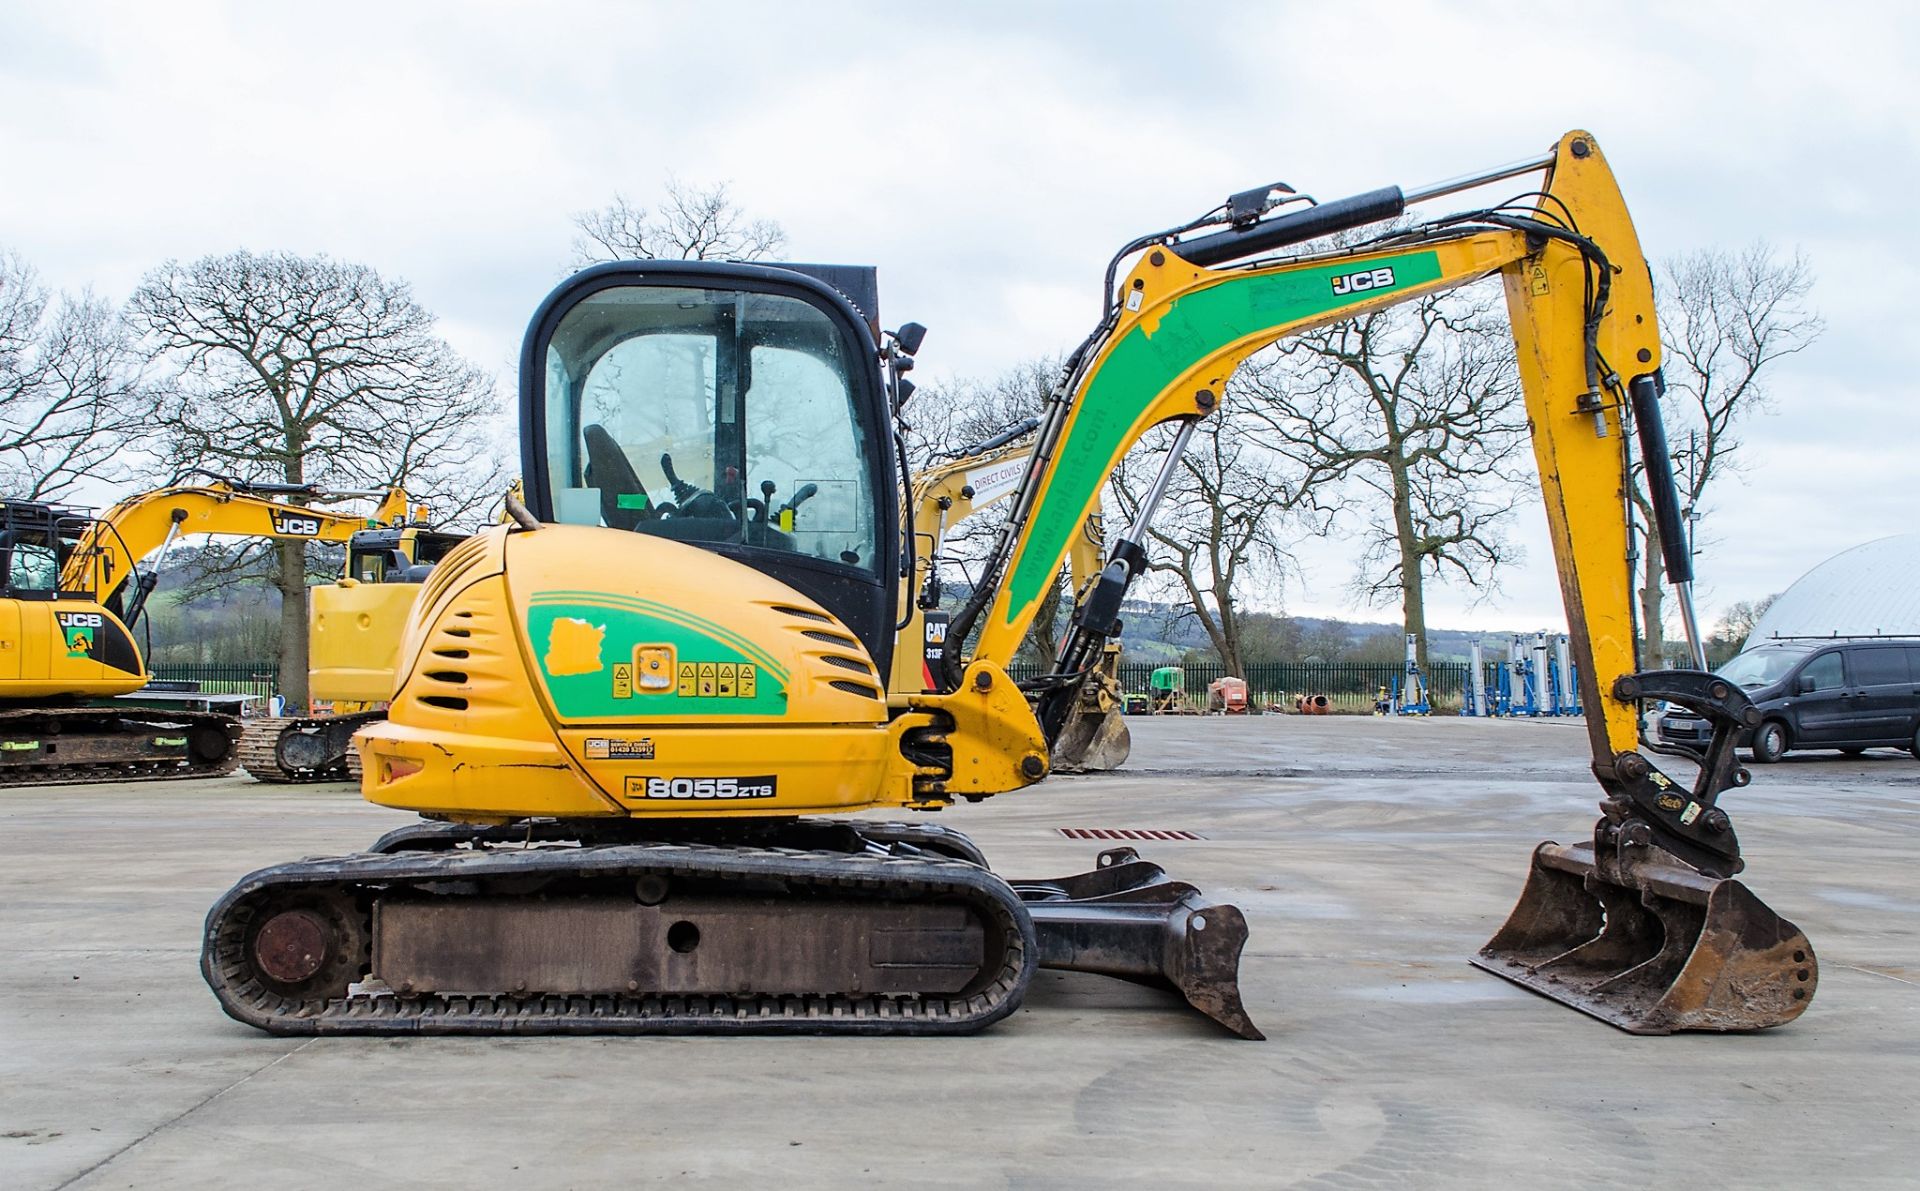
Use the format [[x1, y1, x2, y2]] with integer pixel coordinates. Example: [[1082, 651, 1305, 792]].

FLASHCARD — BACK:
[[1795, 674, 1815, 694]]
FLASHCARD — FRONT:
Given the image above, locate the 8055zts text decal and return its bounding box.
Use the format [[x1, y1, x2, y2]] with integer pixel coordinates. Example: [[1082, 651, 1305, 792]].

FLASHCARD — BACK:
[[626, 775, 777, 800]]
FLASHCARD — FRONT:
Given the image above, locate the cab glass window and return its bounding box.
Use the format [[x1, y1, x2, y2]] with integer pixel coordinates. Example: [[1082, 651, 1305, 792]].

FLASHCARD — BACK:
[[1799, 652, 1844, 692], [1719, 646, 1807, 688], [1850, 648, 1909, 686], [5, 540, 58, 591], [542, 285, 878, 574]]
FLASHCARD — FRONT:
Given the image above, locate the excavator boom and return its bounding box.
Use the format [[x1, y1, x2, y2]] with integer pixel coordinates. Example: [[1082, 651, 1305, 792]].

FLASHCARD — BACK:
[[934, 131, 1812, 1030], [67, 479, 416, 623]]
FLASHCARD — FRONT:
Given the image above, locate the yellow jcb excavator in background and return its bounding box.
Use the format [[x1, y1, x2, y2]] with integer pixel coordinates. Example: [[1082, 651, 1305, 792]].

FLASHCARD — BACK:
[[239, 520, 466, 783], [900, 421, 1130, 771], [206, 131, 1814, 1042], [0, 478, 416, 784]]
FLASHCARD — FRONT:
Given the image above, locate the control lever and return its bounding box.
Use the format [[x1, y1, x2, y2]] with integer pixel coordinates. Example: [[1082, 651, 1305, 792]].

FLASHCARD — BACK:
[[781, 483, 818, 513], [659, 453, 698, 504], [748, 479, 777, 524]]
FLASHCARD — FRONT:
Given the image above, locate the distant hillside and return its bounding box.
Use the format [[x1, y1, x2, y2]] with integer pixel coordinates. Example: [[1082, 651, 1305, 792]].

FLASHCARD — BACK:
[[1111, 596, 1556, 666]]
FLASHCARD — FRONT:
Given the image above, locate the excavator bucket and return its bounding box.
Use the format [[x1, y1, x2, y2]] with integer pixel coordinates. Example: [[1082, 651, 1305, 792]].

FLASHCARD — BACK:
[[1473, 840, 1817, 1034], [1049, 645, 1132, 773], [1050, 703, 1131, 772]]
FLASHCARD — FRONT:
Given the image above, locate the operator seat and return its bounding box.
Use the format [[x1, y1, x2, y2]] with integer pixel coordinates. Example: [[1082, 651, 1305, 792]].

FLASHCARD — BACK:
[[582, 424, 654, 531]]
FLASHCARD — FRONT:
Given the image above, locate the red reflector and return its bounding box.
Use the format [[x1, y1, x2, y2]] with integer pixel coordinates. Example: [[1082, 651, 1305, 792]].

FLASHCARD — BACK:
[[380, 756, 425, 783]]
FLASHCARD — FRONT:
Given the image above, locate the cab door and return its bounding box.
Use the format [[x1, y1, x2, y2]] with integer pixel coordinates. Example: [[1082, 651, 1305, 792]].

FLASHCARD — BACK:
[[1787, 650, 1850, 744], [0, 599, 20, 681]]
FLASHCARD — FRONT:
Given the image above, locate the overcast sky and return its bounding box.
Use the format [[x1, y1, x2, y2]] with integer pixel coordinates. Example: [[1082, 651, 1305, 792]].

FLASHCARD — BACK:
[[3, 1, 1914, 636]]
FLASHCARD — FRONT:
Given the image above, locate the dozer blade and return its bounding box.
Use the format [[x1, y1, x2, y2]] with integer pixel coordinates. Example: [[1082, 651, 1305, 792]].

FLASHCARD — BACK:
[[1014, 847, 1262, 1039], [1473, 840, 1817, 1034], [1050, 704, 1132, 773]]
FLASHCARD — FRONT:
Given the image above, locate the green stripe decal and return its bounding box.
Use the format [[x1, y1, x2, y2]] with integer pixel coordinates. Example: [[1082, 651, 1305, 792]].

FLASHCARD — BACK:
[[528, 599, 789, 719], [532, 591, 790, 685], [1005, 250, 1443, 622]]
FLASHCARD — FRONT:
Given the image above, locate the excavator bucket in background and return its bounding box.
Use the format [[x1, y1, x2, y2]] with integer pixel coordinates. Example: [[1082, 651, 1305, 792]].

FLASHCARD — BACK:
[[1473, 840, 1816, 1033], [1050, 642, 1131, 773]]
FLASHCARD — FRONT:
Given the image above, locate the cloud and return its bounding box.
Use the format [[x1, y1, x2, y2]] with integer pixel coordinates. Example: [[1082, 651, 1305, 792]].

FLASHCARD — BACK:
[[1, 0, 1912, 636]]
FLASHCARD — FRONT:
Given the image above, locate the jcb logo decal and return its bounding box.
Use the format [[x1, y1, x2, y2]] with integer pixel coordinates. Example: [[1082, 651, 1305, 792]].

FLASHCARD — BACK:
[[1330, 266, 1396, 296], [58, 613, 99, 658], [272, 515, 323, 536]]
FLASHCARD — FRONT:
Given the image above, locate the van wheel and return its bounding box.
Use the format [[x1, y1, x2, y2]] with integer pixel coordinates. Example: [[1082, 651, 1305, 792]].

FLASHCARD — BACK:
[[1750, 720, 1789, 764]]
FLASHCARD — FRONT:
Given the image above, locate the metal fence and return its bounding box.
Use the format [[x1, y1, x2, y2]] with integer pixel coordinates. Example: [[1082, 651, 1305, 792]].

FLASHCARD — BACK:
[[1009, 661, 1474, 714], [149, 662, 280, 699]]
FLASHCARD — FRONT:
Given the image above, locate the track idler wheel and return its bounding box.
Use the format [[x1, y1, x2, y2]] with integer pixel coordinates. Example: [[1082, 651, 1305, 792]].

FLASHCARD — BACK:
[[236, 893, 369, 1003], [189, 724, 235, 765], [1472, 839, 1816, 1033], [277, 727, 337, 773]]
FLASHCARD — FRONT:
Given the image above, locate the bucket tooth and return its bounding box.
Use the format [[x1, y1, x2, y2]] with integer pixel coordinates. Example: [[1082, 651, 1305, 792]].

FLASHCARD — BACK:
[[1473, 841, 1817, 1034], [1015, 848, 1263, 1040]]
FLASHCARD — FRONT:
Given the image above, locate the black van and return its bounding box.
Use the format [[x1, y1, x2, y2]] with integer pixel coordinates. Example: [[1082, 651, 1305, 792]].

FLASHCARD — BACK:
[[1657, 638, 1920, 763]]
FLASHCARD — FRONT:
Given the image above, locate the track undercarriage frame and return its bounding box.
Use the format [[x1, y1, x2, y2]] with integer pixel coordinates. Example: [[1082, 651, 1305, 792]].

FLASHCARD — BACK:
[[203, 817, 1259, 1039]]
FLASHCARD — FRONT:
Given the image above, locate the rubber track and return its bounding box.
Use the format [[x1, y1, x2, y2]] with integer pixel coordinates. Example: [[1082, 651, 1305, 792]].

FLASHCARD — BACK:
[[202, 841, 1035, 1036], [0, 707, 240, 788], [239, 716, 364, 785]]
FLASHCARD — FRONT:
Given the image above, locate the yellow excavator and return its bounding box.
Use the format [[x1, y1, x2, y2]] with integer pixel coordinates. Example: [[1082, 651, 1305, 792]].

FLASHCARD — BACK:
[[0, 479, 413, 784], [240, 520, 465, 783], [205, 132, 1814, 1040], [900, 422, 1130, 771]]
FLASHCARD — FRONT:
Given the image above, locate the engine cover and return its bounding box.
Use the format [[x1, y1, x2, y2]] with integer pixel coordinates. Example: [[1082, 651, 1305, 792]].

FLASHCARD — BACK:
[[358, 525, 911, 821]]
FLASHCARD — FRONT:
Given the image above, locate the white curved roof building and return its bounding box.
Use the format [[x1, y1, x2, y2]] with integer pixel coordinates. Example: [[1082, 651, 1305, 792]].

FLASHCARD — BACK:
[[1748, 534, 1920, 643]]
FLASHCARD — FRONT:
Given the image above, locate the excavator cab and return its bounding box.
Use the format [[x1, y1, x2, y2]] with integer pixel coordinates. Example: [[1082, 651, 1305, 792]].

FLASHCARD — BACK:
[[0, 500, 145, 688], [522, 261, 900, 676]]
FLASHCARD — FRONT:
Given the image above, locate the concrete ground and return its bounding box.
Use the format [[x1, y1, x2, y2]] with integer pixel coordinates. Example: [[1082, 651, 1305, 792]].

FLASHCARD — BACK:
[[2, 715, 1915, 1189]]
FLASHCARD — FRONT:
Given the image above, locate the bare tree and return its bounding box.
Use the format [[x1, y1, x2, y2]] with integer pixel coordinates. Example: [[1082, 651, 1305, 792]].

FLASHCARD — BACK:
[[0, 252, 144, 498], [1107, 405, 1293, 676], [572, 180, 785, 266], [902, 358, 1072, 666], [1707, 594, 1777, 666], [128, 251, 504, 706], [1636, 244, 1822, 663], [1244, 283, 1524, 669], [901, 356, 1057, 472]]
